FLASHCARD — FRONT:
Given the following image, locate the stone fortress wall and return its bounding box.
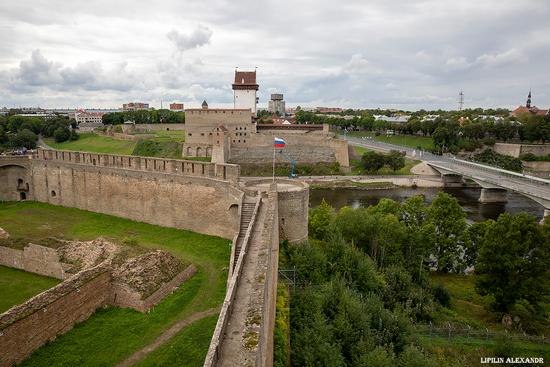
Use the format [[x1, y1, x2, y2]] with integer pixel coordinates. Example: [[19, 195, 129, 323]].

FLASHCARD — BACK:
[[27, 149, 242, 239], [493, 142, 550, 158], [0, 150, 311, 367]]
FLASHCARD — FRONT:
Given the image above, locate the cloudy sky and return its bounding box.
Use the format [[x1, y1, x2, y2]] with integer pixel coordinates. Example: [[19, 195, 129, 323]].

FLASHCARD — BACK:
[[1, 0, 549, 110]]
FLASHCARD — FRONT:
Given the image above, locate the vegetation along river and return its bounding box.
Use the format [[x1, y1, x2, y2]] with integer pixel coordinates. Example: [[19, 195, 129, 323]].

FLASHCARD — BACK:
[[309, 187, 545, 222]]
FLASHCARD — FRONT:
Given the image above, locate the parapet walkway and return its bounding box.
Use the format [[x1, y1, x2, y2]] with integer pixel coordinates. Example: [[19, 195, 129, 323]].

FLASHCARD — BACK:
[[218, 198, 268, 366]]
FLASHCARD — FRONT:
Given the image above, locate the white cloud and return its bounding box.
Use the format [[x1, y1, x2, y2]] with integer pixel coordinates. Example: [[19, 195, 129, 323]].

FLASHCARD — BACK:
[[0, 0, 549, 109], [166, 25, 213, 53]]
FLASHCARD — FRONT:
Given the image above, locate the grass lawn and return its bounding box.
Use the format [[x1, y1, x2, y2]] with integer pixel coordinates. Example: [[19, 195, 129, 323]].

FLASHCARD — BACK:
[[0, 265, 60, 313], [0, 201, 230, 366], [423, 273, 550, 365], [46, 133, 137, 155], [132, 140, 183, 159], [419, 335, 550, 367], [430, 273, 502, 331], [350, 146, 420, 176], [349, 131, 434, 150], [149, 129, 186, 142], [134, 314, 218, 367]]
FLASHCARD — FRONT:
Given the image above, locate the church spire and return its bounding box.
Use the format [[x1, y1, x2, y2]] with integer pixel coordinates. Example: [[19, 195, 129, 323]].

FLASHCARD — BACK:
[[526, 90, 531, 108]]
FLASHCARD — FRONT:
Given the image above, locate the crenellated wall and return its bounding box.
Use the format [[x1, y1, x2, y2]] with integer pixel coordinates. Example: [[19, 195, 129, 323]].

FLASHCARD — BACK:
[[24, 149, 242, 239]]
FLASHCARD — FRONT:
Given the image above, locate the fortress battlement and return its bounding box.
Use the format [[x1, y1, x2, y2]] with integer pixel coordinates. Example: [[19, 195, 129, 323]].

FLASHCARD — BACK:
[[35, 149, 240, 183]]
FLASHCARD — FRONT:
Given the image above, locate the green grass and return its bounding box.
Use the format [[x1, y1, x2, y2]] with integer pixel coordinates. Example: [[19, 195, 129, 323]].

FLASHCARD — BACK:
[[134, 314, 218, 367], [46, 133, 137, 155], [350, 131, 434, 150], [430, 273, 503, 331], [0, 201, 229, 366], [149, 130, 186, 143], [419, 335, 550, 367], [132, 140, 183, 159], [0, 265, 60, 313], [350, 146, 420, 176]]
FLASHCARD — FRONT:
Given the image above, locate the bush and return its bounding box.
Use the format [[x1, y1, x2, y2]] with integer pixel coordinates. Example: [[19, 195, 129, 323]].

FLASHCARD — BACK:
[[431, 282, 451, 307], [482, 136, 496, 146], [53, 127, 71, 143]]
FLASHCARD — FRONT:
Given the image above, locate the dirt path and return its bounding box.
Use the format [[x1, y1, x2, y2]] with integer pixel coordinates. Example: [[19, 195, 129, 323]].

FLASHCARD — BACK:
[[116, 306, 221, 367]]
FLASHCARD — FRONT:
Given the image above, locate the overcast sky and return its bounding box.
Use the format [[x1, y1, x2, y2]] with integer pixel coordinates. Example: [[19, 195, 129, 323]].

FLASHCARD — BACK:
[[1, 0, 549, 110]]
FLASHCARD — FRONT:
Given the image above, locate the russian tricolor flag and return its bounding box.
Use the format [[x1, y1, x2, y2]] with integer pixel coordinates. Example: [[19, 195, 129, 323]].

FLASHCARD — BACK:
[[274, 137, 286, 148]]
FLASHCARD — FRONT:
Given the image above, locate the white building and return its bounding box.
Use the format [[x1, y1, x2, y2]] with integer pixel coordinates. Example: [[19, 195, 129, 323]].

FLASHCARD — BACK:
[[75, 110, 104, 124], [232, 70, 258, 116]]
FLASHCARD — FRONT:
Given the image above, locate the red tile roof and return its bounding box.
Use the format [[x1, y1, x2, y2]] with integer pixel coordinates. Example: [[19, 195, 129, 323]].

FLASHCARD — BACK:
[[234, 71, 256, 85]]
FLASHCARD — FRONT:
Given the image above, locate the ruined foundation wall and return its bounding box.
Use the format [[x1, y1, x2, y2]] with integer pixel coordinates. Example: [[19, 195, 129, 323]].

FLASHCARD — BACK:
[[110, 264, 197, 312], [0, 244, 65, 279], [0, 265, 111, 367]]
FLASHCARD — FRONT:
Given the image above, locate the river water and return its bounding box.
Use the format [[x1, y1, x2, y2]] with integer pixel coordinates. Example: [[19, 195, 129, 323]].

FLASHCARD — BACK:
[[309, 187, 545, 222]]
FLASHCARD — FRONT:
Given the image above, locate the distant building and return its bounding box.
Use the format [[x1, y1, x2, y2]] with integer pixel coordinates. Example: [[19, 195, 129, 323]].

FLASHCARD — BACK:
[[232, 70, 258, 115], [374, 115, 410, 123], [316, 107, 343, 113], [268, 93, 286, 116], [169, 103, 184, 112], [74, 110, 104, 124], [511, 91, 548, 118], [123, 102, 149, 111]]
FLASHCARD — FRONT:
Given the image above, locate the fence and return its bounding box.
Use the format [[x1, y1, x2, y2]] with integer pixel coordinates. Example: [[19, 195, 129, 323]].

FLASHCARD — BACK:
[[416, 322, 549, 345]]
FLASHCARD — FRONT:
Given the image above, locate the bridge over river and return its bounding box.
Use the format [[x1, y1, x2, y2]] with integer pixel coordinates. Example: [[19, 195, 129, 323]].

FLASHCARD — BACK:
[[345, 136, 550, 221]]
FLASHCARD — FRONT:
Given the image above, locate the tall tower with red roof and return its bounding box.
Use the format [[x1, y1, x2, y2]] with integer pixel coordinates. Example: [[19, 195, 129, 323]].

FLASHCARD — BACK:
[[232, 69, 259, 116]]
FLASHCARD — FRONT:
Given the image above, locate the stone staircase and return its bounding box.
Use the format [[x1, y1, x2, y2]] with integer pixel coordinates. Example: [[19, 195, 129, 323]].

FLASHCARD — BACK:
[[231, 199, 256, 274]]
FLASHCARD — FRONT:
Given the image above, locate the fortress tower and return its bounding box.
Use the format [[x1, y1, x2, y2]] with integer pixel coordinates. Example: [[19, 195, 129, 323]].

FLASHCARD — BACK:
[[232, 69, 259, 116]]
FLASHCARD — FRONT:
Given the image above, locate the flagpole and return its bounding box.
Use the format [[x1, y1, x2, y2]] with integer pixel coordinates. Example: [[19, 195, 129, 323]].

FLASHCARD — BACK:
[[272, 141, 275, 183]]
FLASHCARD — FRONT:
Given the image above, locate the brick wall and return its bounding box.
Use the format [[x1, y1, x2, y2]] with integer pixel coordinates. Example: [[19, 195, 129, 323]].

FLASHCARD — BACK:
[[0, 244, 66, 280], [111, 264, 197, 312], [0, 265, 111, 367]]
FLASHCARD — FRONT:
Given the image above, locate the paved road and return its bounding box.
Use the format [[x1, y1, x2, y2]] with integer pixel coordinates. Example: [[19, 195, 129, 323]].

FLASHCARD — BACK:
[[345, 136, 550, 209]]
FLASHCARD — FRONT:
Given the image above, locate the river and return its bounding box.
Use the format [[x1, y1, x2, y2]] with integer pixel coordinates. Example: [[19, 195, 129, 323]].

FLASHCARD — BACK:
[[309, 187, 545, 222]]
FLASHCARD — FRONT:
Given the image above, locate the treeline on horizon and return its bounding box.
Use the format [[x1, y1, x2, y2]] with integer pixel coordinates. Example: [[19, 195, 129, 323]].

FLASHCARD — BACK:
[[0, 115, 78, 151], [101, 109, 184, 125], [295, 108, 550, 152]]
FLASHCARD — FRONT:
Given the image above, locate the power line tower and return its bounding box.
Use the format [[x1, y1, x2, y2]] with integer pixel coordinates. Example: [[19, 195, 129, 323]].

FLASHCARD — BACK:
[[458, 91, 464, 111]]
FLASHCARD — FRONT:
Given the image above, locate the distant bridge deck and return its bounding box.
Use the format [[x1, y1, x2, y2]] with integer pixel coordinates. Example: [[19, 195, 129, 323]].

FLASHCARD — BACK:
[[345, 136, 550, 212]]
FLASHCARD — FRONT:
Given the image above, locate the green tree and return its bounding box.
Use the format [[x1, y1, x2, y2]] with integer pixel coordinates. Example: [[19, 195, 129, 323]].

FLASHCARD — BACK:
[[475, 213, 549, 312], [385, 150, 406, 172], [426, 192, 468, 272], [11, 128, 37, 149], [361, 151, 385, 173], [53, 126, 71, 143], [308, 199, 334, 240]]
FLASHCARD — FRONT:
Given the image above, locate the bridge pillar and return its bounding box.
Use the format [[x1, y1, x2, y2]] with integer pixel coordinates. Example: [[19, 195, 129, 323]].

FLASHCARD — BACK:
[[441, 173, 464, 187], [479, 188, 508, 204]]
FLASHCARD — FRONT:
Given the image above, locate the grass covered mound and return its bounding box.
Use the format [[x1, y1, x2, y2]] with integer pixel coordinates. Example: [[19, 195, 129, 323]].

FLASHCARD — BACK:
[[132, 140, 183, 159], [0, 201, 229, 366], [46, 133, 137, 155], [239, 162, 342, 177]]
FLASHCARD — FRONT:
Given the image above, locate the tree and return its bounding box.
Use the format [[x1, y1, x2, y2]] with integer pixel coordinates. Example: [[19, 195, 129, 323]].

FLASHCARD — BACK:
[[53, 126, 71, 143], [475, 213, 549, 312], [361, 151, 385, 173], [11, 128, 37, 149], [426, 192, 468, 272], [385, 150, 406, 172], [308, 199, 334, 240]]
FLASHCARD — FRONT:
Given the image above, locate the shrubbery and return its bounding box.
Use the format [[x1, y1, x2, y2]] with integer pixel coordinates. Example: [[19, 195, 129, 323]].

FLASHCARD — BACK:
[[472, 149, 523, 172]]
